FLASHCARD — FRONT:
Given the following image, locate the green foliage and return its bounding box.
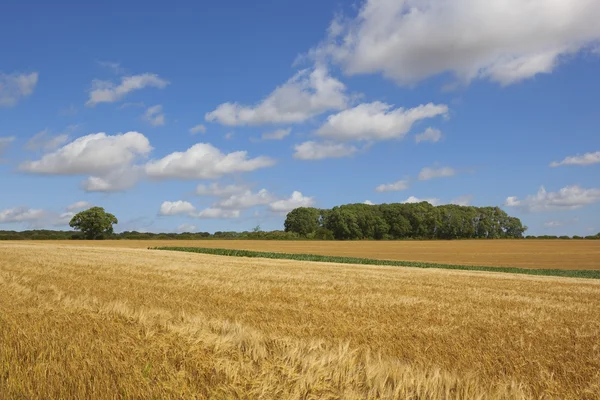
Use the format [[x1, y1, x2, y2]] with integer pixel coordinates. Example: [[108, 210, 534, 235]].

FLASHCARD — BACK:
[[284, 207, 321, 237], [153, 247, 600, 280], [69, 207, 118, 240], [284, 202, 528, 240]]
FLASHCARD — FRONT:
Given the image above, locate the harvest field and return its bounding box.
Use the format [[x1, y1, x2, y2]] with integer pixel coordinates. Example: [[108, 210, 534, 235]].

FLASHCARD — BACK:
[[26, 238, 600, 270], [1, 242, 600, 399]]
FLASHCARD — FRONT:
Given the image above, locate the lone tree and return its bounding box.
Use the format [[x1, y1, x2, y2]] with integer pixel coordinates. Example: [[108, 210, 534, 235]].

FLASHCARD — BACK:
[[69, 207, 118, 240]]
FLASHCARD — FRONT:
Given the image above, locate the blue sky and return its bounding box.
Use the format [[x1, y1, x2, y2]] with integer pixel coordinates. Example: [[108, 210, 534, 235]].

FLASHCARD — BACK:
[[1, 0, 600, 235]]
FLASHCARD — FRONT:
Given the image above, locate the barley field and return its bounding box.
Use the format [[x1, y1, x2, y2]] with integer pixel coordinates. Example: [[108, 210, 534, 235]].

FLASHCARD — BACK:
[[30, 238, 600, 269], [1, 241, 600, 399]]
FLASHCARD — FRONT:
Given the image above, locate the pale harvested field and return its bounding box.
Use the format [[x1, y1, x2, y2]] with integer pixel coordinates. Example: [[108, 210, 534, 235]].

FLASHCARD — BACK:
[[1, 243, 600, 399], [26, 239, 600, 270]]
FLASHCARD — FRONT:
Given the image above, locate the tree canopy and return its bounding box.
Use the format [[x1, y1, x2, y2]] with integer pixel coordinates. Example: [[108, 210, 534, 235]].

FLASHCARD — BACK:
[[284, 202, 529, 240], [69, 207, 118, 240]]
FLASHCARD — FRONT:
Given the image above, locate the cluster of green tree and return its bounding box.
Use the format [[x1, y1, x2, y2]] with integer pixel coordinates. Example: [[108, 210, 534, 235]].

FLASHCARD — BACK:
[[0, 230, 302, 241], [284, 202, 531, 240], [525, 235, 600, 240], [2, 205, 597, 241]]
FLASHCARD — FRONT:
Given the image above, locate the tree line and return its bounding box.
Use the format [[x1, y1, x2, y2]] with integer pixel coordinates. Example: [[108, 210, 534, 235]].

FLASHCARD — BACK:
[[1, 202, 598, 240], [284, 202, 534, 240]]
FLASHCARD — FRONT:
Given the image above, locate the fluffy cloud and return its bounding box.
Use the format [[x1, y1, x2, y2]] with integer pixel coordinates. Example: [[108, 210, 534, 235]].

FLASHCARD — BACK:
[[317, 0, 600, 86], [19, 132, 152, 175], [81, 167, 144, 192], [196, 182, 249, 197], [316, 102, 448, 141], [0, 207, 45, 223], [450, 195, 473, 206], [159, 201, 196, 216], [158, 201, 242, 219], [375, 180, 409, 192], [363, 200, 375, 205], [193, 208, 241, 219], [505, 185, 600, 212], [205, 66, 348, 125], [0, 72, 38, 106], [20, 132, 151, 193], [402, 196, 441, 206], [0, 136, 15, 157], [216, 189, 275, 210], [415, 128, 442, 144], [269, 191, 315, 214], [86, 74, 169, 106], [418, 166, 456, 181], [145, 143, 275, 180], [189, 124, 207, 135], [550, 151, 600, 167], [143, 105, 165, 126], [66, 201, 91, 211], [293, 141, 357, 160], [262, 128, 291, 140]]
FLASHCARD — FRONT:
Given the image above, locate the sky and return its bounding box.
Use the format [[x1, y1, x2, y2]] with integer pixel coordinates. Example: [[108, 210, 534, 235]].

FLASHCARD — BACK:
[[1, 0, 600, 236]]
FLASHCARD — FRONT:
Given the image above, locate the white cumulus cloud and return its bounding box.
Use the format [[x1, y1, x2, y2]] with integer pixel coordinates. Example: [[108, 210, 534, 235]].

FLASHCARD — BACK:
[[143, 105, 165, 126], [205, 66, 348, 125], [450, 195, 473, 206], [550, 151, 600, 167], [19, 132, 152, 175], [19, 132, 152, 193], [193, 208, 241, 219], [316, 102, 448, 141], [415, 127, 442, 144], [145, 143, 275, 180], [159, 201, 196, 216], [505, 185, 600, 212], [0, 207, 46, 223], [269, 191, 315, 214], [375, 180, 409, 192], [0, 72, 38, 106], [293, 141, 357, 160], [216, 189, 275, 210], [86, 74, 169, 106], [81, 167, 144, 193], [402, 196, 441, 206], [316, 0, 600, 86], [418, 166, 456, 181]]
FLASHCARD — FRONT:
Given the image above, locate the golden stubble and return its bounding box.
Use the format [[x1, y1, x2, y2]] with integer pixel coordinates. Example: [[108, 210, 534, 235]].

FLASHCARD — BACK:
[[1, 242, 599, 399]]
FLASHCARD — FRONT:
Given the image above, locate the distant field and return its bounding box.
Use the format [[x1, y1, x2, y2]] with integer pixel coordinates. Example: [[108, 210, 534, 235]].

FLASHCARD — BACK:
[[24, 239, 600, 270], [1, 242, 599, 399]]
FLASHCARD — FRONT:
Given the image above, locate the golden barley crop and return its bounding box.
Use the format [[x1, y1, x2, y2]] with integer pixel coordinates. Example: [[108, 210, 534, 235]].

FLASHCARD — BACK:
[[1, 242, 599, 399], [30, 238, 600, 269]]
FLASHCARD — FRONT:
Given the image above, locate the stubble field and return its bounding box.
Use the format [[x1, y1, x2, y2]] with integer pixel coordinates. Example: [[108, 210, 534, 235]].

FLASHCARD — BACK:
[[1, 241, 599, 399]]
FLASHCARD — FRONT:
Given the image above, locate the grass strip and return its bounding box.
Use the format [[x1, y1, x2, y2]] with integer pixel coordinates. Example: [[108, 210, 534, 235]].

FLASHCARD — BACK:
[[152, 247, 600, 279]]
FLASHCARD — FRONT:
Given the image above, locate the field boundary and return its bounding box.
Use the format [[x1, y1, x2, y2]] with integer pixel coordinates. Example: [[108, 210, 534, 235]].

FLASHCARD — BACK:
[[152, 247, 600, 279]]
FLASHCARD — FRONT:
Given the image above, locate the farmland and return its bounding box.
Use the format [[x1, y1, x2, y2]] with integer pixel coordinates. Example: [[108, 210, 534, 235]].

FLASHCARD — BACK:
[[26, 238, 600, 269], [1, 241, 600, 399]]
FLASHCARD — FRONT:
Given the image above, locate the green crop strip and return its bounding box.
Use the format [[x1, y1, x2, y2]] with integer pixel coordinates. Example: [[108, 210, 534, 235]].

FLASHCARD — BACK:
[[151, 247, 600, 279]]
